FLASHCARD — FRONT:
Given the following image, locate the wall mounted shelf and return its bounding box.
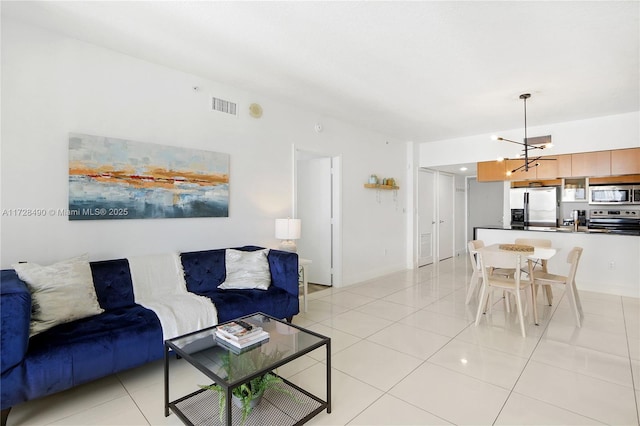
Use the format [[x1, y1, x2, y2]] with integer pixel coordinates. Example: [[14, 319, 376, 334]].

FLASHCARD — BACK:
[[364, 184, 399, 190]]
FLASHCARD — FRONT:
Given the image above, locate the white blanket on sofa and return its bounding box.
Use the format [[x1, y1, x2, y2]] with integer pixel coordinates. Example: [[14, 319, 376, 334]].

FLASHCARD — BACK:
[[128, 253, 217, 341]]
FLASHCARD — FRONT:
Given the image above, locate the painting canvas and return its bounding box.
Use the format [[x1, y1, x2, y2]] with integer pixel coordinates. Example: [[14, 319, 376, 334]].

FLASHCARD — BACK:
[[68, 133, 229, 220]]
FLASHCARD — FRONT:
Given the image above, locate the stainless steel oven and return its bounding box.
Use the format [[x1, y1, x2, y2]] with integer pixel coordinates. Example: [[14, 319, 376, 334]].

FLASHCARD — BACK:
[[589, 185, 640, 205], [588, 209, 640, 233]]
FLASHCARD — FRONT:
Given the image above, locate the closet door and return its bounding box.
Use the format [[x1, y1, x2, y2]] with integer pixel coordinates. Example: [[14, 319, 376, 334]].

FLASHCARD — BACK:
[[438, 173, 454, 261], [418, 169, 435, 266]]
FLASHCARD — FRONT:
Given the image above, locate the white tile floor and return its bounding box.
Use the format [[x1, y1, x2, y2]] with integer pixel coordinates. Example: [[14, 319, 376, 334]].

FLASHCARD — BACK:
[[8, 257, 640, 425]]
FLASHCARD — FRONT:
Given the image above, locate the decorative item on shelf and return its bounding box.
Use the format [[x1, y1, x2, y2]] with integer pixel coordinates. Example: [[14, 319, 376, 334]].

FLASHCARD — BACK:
[[275, 218, 301, 252], [369, 174, 378, 184], [491, 93, 556, 176], [363, 177, 399, 190]]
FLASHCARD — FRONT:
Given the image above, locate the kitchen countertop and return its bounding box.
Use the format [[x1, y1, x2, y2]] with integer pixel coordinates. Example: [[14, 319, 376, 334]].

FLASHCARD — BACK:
[[474, 225, 640, 237]]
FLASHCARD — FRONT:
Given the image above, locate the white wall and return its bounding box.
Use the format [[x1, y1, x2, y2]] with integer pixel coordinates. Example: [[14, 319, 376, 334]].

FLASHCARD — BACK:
[[0, 20, 408, 285], [419, 111, 640, 168]]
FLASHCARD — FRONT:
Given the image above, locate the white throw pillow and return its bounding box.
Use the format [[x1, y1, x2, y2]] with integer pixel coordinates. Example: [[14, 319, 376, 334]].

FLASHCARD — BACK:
[[218, 249, 271, 290], [12, 254, 104, 337]]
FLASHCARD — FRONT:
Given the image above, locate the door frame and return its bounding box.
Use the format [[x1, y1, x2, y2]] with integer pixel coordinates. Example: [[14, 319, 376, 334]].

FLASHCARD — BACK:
[[293, 146, 342, 287]]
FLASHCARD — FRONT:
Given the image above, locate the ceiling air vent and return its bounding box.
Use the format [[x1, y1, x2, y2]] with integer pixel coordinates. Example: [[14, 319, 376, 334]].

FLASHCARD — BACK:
[[211, 96, 238, 116]]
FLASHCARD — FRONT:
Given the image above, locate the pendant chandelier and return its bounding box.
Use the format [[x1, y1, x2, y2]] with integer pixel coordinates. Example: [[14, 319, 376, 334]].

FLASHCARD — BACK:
[[492, 93, 554, 176]]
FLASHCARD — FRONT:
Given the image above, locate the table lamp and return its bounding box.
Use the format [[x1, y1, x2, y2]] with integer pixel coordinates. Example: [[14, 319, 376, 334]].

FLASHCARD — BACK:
[[275, 218, 301, 252]]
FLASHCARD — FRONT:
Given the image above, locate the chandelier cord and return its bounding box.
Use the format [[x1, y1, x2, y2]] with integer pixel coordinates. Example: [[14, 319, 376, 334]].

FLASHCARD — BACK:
[[523, 94, 529, 171]]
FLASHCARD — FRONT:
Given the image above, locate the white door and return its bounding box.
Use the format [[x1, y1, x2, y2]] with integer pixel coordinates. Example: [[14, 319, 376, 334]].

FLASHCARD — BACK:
[[467, 178, 504, 241], [418, 169, 435, 266], [438, 173, 454, 260], [296, 156, 332, 285]]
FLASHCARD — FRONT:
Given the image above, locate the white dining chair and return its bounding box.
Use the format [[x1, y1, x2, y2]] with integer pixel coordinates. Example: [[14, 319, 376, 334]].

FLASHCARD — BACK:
[[515, 237, 553, 305], [532, 247, 584, 327], [475, 250, 533, 337], [465, 240, 484, 305], [466, 240, 513, 306]]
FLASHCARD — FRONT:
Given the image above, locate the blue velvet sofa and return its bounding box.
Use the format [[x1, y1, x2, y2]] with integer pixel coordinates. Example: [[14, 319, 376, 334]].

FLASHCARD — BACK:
[[0, 246, 299, 425]]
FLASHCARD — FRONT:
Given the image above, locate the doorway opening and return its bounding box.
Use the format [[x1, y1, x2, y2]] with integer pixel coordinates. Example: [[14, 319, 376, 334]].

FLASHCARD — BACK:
[[466, 177, 505, 242]]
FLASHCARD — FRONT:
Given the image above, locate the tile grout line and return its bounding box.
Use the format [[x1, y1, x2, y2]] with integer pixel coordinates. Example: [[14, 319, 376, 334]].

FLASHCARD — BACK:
[[115, 373, 153, 425], [490, 290, 560, 425], [309, 266, 470, 425], [621, 297, 640, 425], [340, 268, 475, 426], [490, 290, 616, 426]]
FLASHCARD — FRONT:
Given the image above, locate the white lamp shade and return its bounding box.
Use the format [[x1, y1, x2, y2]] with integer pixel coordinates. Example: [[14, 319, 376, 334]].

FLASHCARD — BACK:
[[275, 218, 301, 240]]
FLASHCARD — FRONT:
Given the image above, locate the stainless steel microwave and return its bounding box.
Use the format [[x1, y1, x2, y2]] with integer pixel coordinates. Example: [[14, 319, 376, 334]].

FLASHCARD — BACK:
[[589, 185, 640, 205]]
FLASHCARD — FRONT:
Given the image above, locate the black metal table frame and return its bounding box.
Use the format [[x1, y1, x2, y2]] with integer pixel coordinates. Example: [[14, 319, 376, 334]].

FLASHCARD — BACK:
[[164, 312, 331, 425]]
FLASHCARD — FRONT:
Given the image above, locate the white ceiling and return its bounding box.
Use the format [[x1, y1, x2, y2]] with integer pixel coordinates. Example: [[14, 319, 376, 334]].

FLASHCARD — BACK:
[[3, 1, 639, 146]]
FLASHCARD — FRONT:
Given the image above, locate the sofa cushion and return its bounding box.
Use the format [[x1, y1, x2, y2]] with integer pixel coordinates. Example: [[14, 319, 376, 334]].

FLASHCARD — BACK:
[[21, 305, 163, 403], [181, 249, 226, 294], [218, 248, 271, 290], [12, 255, 104, 336], [202, 286, 299, 323], [0, 270, 31, 376], [90, 259, 136, 310]]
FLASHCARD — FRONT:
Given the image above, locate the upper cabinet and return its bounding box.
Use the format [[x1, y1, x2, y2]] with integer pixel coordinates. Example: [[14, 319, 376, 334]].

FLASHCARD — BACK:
[[611, 147, 640, 175], [477, 160, 505, 182], [505, 159, 536, 181], [477, 148, 639, 182], [571, 151, 611, 177], [533, 155, 559, 179], [478, 156, 559, 182], [556, 154, 572, 177]]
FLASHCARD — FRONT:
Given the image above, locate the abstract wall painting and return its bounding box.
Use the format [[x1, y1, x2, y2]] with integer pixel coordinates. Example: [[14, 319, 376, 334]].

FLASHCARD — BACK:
[[68, 133, 229, 220]]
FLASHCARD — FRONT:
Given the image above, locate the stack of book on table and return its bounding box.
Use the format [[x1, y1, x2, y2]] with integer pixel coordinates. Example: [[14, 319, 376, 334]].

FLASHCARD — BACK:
[[215, 321, 269, 352]]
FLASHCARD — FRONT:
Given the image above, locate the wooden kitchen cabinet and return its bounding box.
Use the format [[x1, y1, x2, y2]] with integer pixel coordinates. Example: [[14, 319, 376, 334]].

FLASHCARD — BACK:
[[556, 154, 572, 177], [534, 155, 559, 179], [611, 147, 640, 175], [477, 161, 505, 181], [505, 159, 537, 180], [571, 151, 611, 177], [477, 148, 636, 182]]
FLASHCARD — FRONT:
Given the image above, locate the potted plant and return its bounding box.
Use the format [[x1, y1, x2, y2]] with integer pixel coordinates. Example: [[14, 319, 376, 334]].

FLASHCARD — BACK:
[[200, 349, 296, 424]]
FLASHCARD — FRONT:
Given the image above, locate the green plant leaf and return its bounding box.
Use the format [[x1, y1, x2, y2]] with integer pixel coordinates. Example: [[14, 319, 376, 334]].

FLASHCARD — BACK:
[[198, 349, 299, 425]]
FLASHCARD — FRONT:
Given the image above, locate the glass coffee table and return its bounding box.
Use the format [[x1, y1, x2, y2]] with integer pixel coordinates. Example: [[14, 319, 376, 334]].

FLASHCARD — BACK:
[[164, 313, 331, 425]]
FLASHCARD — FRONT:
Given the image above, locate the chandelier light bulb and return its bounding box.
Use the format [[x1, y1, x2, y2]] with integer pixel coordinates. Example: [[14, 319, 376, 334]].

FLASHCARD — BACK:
[[491, 135, 499, 141]]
